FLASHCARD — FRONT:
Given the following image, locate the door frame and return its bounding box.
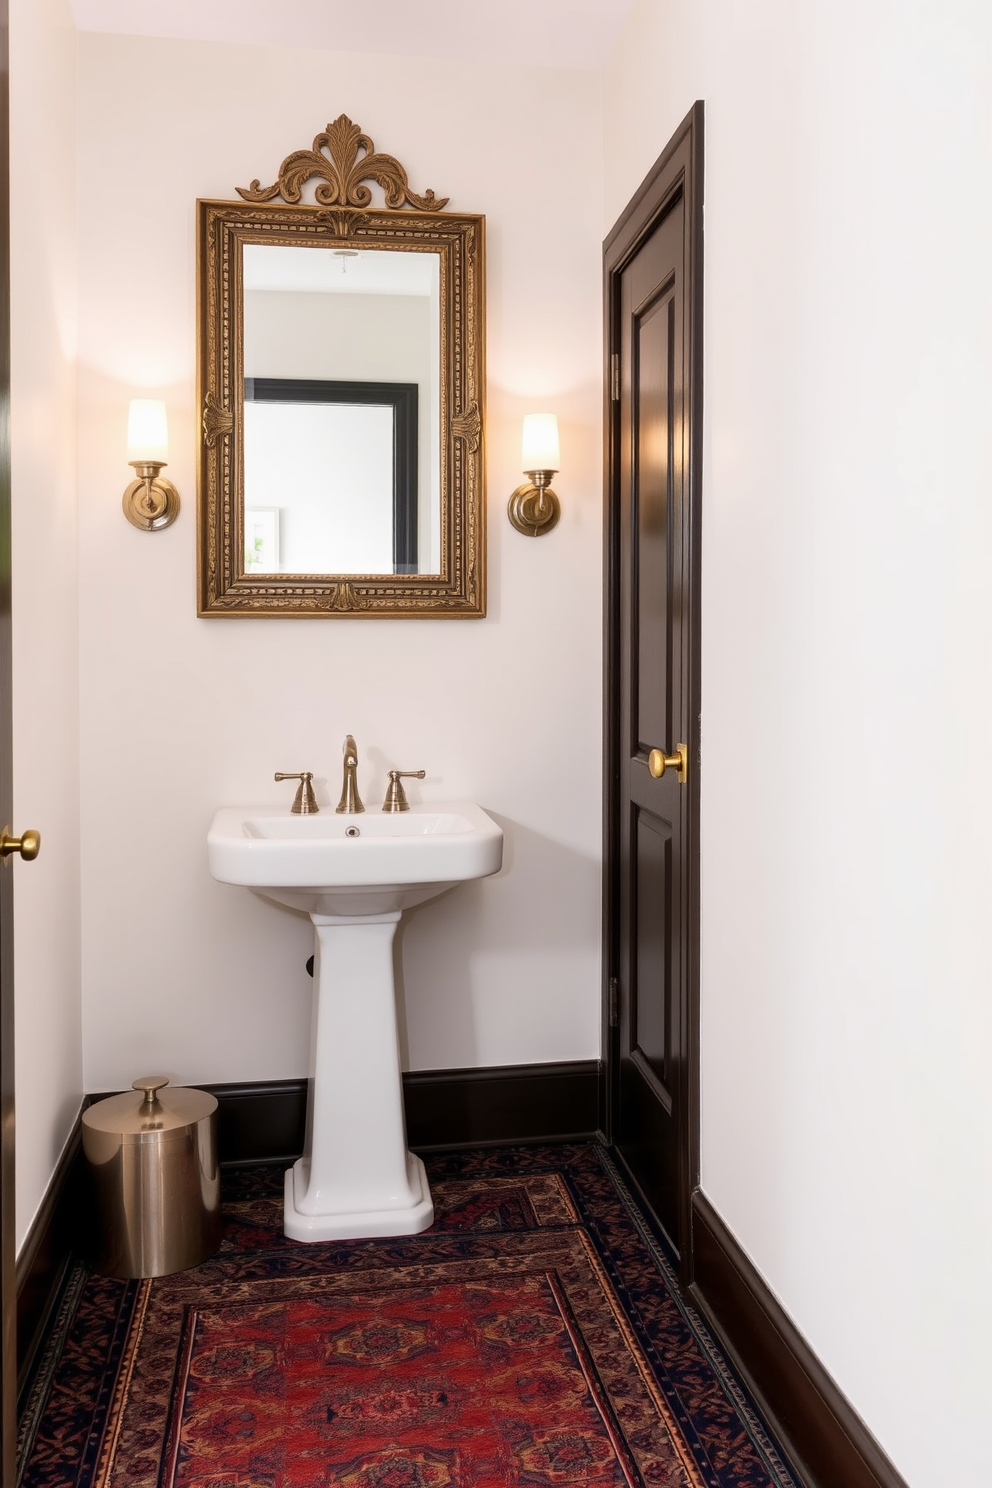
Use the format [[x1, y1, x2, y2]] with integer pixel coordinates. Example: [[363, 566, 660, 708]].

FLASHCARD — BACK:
[[602, 102, 704, 1282]]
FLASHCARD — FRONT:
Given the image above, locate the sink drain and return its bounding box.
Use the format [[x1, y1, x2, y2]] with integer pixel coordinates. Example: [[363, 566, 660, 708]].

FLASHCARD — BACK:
[[345, 825, 361, 838]]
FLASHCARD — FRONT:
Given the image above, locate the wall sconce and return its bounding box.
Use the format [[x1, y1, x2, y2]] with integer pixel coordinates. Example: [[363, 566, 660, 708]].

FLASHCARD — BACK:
[[508, 413, 561, 537], [122, 399, 180, 531]]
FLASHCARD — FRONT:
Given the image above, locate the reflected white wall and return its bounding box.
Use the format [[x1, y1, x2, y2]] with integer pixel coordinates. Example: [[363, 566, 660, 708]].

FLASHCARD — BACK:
[[245, 401, 394, 573]]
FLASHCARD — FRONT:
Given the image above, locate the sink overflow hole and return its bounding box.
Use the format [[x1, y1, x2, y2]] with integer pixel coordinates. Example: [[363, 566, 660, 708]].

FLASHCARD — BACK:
[[345, 825, 361, 838]]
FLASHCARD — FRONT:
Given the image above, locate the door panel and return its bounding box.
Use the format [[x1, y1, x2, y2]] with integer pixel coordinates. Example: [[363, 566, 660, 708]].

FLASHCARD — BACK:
[[0, 0, 15, 1471], [634, 286, 674, 758], [0, 0, 13, 1474], [605, 104, 703, 1273], [632, 805, 673, 1095], [0, 0, 14, 1470]]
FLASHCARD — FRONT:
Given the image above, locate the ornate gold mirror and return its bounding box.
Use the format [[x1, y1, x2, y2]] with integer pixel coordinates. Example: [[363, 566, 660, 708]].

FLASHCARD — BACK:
[[197, 116, 485, 616]]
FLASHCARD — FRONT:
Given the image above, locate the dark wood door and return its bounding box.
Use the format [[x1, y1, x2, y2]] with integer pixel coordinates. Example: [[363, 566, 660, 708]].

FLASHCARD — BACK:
[[0, 1, 15, 1475], [604, 105, 703, 1271]]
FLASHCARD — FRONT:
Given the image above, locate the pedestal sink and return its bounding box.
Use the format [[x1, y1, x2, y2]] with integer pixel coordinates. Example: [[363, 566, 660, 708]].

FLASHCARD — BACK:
[[207, 802, 503, 1241]]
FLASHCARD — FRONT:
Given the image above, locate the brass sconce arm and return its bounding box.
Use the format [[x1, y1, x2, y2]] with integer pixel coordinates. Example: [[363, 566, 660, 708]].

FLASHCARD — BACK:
[[123, 460, 181, 531], [508, 467, 560, 537]]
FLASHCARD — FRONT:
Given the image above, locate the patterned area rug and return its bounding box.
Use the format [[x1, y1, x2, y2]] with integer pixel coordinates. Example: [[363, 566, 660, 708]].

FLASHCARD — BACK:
[[18, 1145, 802, 1488]]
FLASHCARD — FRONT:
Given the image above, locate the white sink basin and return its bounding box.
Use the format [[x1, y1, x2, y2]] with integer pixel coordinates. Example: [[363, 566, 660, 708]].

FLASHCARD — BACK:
[[207, 799, 503, 1243], [207, 801, 503, 917]]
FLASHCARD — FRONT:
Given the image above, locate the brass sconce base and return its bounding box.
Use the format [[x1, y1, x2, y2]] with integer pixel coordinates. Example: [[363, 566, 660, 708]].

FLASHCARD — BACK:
[[122, 470, 180, 531], [507, 482, 560, 538]]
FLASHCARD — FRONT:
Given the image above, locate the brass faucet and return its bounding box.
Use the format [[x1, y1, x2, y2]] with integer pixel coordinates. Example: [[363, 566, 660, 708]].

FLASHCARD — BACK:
[[335, 735, 365, 814]]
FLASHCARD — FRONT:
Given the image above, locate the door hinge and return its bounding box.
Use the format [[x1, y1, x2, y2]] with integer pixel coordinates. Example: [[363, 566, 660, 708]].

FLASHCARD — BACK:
[[610, 354, 620, 402], [608, 976, 619, 1027]]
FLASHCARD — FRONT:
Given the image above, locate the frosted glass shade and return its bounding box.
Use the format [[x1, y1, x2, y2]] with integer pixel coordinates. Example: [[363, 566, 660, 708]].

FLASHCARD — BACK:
[[127, 399, 169, 464], [521, 413, 560, 472]]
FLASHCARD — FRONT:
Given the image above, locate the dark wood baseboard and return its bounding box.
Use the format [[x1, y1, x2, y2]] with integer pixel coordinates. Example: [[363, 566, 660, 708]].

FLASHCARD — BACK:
[[203, 1079, 308, 1166], [15, 1118, 87, 1403], [17, 1061, 601, 1394], [403, 1060, 602, 1151], [689, 1190, 909, 1488], [203, 1060, 602, 1164]]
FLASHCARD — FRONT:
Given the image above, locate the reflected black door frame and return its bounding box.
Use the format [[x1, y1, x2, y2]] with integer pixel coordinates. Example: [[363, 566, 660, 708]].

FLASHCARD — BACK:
[[603, 102, 704, 1282]]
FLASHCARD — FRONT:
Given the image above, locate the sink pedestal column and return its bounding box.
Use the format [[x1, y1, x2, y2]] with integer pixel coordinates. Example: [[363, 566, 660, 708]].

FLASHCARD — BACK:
[[284, 910, 433, 1242]]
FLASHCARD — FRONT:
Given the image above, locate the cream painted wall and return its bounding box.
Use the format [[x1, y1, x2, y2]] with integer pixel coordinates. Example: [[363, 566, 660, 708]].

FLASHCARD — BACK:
[[10, 0, 83, 1249], [605, 3, 992, 1485], [76, 35, 604, 1091]]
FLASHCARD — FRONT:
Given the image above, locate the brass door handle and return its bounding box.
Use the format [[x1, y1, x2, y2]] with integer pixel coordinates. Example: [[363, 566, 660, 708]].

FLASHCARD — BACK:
[[648, 744, 688, 784], [0, 826, 41, 864]]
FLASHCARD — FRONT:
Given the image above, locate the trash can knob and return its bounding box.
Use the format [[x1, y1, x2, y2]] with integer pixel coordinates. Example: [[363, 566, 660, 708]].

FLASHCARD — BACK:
[[132, 1075, 170, 1111]]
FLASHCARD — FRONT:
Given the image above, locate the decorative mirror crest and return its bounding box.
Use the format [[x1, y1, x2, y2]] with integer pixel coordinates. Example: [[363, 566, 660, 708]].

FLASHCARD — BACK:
[[237, 114, 448, 212], [197, 114, 485, 618]]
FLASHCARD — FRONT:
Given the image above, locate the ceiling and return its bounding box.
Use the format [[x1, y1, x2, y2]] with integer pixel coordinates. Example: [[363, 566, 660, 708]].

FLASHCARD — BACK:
[[68, 0, 637, 71], [243, 246, 436, 297]]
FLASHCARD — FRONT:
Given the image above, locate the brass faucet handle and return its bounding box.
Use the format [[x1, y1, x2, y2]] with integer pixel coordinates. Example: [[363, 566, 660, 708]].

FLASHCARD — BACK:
[[274, 771, 319, 814], [382, 769, 426, 813]]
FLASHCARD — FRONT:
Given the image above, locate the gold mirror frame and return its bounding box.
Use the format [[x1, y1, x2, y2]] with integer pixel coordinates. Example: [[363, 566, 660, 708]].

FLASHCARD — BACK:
[[197, 116, 486, 617]]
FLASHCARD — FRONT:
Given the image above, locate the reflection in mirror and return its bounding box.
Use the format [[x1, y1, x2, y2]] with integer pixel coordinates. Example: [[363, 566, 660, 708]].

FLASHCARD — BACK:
[[242, 245, 441, 575], [244, 379, 419, 574]]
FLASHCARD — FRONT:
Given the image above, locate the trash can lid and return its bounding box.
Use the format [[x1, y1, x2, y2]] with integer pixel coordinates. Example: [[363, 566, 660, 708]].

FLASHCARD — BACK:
[[82, 1076, 217, 1138]]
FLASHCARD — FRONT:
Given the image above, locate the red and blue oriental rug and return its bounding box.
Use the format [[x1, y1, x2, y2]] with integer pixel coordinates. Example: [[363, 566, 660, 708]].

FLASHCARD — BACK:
[[18, 1145, 801, 1488]]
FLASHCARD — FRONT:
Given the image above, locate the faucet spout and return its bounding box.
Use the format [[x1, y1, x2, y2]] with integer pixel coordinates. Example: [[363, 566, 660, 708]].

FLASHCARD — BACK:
[[335, 734, 365, 815]]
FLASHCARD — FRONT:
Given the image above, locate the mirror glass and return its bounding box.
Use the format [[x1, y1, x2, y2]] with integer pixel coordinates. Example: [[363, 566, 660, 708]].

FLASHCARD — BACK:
[[197, 199, 485, 618], [242, 244, 441, 575]]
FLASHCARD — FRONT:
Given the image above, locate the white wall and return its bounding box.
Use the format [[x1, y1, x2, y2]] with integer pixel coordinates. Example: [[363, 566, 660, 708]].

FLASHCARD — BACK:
[[10, 0, 83, 1249], [605, 4, 992, 1485], [76, 35, 604, 1090]]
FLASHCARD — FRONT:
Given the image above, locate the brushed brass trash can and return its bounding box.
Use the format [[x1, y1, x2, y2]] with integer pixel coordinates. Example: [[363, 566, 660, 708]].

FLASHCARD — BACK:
[[82, 1076, 221, 1278]]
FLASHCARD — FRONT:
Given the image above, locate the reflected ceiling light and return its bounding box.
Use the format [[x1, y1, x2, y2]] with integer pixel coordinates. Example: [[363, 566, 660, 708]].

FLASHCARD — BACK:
[[122, 399, 180, 531], [508, 413, 561, 537], [331, 249, 360, 274]]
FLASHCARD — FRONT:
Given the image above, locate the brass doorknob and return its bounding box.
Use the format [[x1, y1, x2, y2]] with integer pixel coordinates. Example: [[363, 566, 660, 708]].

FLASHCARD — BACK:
[[648, 744, 688, 784], [0, 826, 40, 864]]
